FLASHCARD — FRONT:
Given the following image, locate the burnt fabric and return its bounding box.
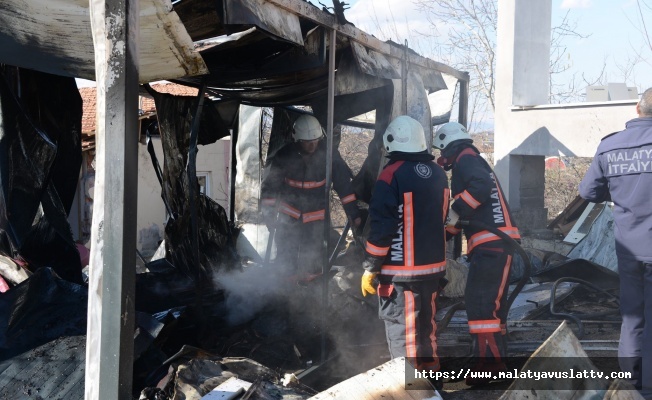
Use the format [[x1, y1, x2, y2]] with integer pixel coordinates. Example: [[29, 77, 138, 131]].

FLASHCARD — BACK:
[[378, 280, 440, 373], [465, 243, 513, 362], [152, 91, 237, 279], [0, 68, 82, 284], [0, 267, 87, 360], [445, 146, 520, 253], [579, 116, 652, 397], [261, 141, 359, 272], [364, 152, 448, 373]]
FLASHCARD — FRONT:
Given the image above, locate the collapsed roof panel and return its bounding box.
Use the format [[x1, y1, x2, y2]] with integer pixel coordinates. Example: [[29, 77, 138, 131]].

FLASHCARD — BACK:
[[350, 41, 400, 80], [223, 0, 304, 46], [173, 0, 226, 41], [335, 47, 388, 96], [0, 0, 207, 82]]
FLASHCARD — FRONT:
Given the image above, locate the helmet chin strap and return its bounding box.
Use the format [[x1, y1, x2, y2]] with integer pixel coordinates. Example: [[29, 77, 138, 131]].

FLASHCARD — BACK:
[[437, 140, 476, 170], [436, 156, 453, 171]]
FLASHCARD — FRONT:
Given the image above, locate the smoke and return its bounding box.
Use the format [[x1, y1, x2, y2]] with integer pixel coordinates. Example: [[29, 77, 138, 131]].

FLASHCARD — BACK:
[[215, 264, 292, 326], [216, 221, 391, 382]]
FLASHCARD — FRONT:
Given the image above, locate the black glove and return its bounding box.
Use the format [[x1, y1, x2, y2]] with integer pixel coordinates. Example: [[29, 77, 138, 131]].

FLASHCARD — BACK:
[[362, 254, 383, 273]]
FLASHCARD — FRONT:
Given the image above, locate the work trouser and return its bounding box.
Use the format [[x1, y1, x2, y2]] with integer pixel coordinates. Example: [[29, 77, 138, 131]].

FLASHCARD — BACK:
[[378, 279, 441, 372], [617, 257, 652, 399], [273, 218, 324, 275], [465, 243, 513, 363]]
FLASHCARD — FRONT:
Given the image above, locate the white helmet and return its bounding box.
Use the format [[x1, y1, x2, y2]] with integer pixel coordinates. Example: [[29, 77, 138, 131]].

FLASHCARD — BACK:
[[292, 115, 324, 141], [383, 116, 427, 153], [434, 122, 471, 151]]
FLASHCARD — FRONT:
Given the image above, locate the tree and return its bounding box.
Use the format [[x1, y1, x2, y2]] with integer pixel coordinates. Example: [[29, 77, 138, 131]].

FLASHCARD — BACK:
[[628, 0, 652, 71], [410, 0, 593, 130]]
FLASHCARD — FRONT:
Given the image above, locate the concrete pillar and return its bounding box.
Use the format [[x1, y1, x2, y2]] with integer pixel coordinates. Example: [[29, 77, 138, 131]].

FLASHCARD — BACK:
[[86, 0, 139, 398], [495, 0, 552, 231]]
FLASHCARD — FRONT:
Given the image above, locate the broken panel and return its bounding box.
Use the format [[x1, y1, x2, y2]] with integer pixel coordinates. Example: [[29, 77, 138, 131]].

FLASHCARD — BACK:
[[0, 0, 207, 82], [223, 0, 304, 46]]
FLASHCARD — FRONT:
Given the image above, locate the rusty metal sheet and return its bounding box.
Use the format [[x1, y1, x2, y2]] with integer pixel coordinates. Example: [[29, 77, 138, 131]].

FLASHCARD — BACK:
[[350, 41, 400, 80], [223, 0, 303, 46], [0, 0, 207, 82]]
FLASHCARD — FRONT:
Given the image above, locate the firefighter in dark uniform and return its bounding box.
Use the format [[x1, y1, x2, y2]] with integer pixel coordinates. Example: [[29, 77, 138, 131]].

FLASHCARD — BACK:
[[361, 115, 449, 382], [261, 114, 361, 276], [434, 121, 521, 385], [580, 87, 652, 398]]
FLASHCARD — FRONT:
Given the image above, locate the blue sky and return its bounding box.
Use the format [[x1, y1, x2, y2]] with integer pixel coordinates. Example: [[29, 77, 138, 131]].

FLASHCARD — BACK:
[[316, 0, 652, 94]]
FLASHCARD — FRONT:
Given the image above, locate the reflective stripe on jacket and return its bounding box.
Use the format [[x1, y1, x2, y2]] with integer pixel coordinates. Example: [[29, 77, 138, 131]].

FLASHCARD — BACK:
[[366, 158, 449, 282], [449, 147, 520, 253], [261, 142, 360, 223]]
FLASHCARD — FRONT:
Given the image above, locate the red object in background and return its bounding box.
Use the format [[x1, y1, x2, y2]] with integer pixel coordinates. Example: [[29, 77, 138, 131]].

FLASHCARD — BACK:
[[76, 243, 90, 267], [545, 156, 566, 170], [0, 275, 9, 293]]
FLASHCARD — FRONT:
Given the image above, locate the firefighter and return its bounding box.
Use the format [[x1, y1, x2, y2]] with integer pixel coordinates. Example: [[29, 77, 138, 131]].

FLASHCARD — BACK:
[[261, 114, 361, 276], [433, 121, 520, 385], [579, 87, 652, 397], [361, 115, 449, 385]]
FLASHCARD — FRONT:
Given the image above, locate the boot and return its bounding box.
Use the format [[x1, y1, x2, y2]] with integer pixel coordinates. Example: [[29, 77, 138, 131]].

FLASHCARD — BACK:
[[465, 332, 507, 386], [465, 360, 507, 386]]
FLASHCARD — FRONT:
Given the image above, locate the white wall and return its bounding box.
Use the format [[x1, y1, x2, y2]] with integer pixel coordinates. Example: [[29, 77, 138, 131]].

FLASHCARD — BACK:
[[134, 137, 231, 257], [495, 0, 637, 222]]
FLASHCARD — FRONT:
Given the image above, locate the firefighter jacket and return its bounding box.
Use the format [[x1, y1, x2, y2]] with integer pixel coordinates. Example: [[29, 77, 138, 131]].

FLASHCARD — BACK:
[[261, 141, 360, 225], [364, 152, 449, 282], [579, 117, 652, 262], [446, 146, 520, 253]]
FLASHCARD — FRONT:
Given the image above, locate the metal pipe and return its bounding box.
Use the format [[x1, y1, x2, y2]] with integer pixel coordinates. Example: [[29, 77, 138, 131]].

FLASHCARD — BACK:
[[229, 127, 238, 222], [321, 28, 337, 365], [458, 74, 470, 128], [401, 39, 408, 115], [452, 76, 470, 260]]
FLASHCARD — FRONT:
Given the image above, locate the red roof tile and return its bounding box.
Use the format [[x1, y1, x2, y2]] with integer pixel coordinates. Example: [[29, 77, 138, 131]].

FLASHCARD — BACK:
[[79, 87, 97, 134], [79, 82, 200, 134]]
